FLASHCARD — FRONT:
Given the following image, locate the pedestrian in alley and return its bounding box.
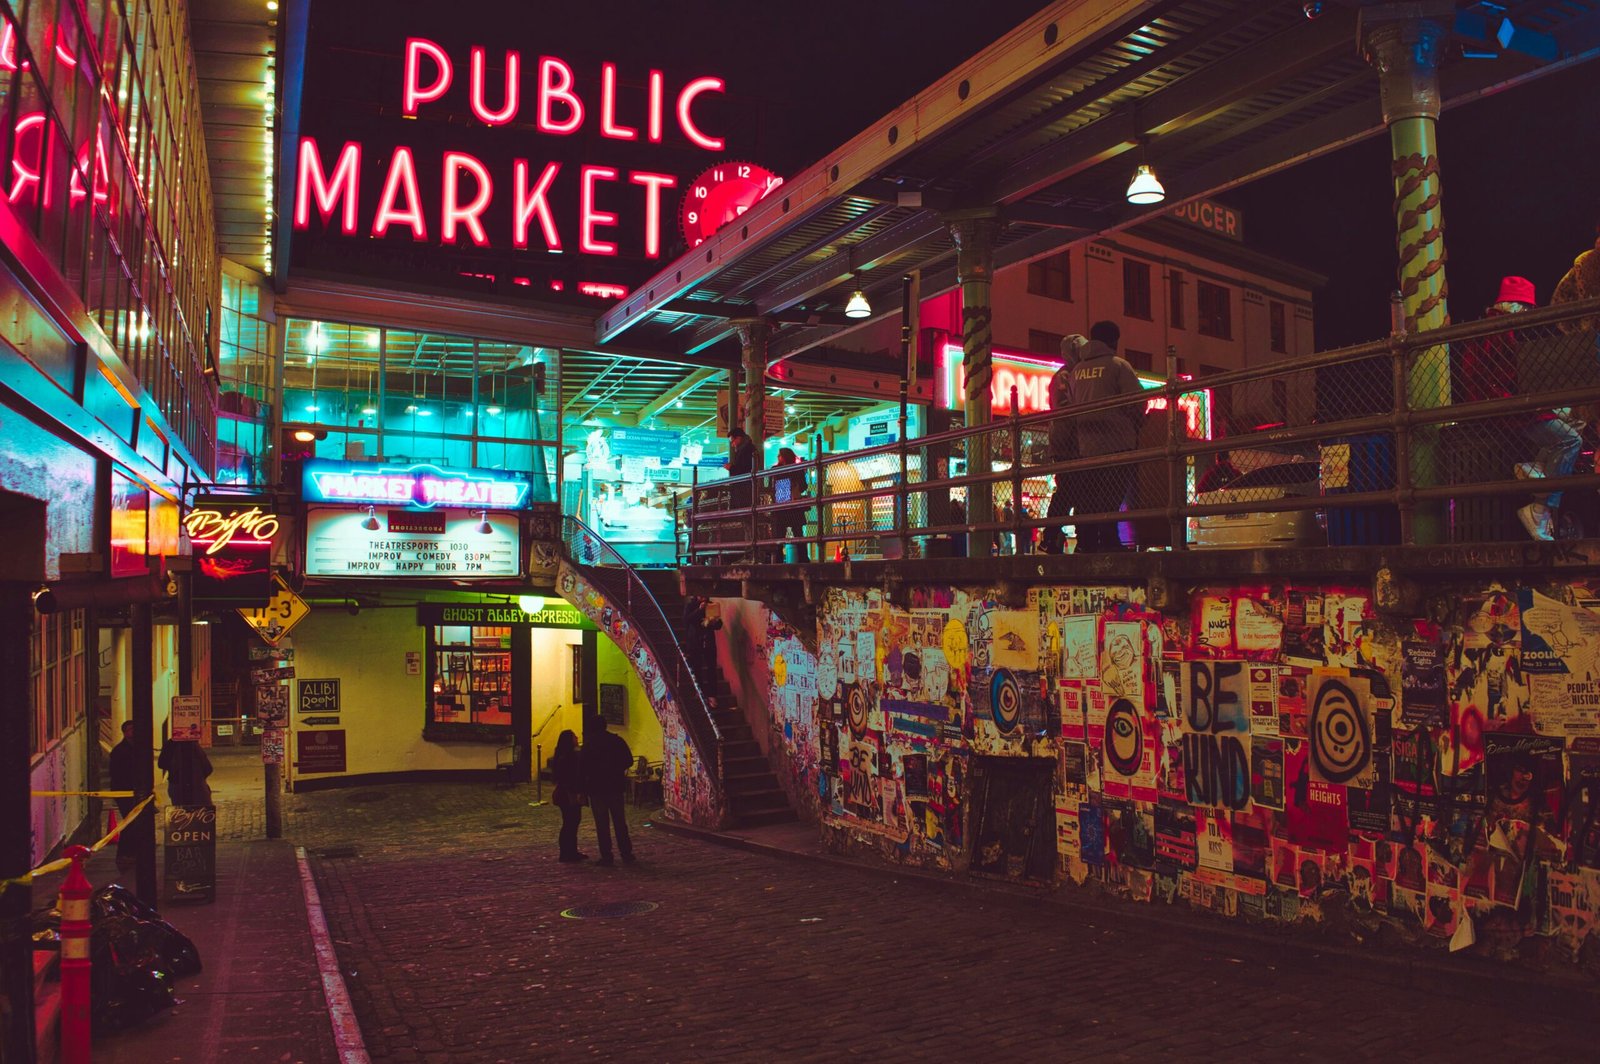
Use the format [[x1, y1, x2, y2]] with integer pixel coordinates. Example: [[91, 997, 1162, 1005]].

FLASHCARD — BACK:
[[1060, 320, 1145, 552], [581, 713, 635, 866], [158, 738, 213, 807], [107, 720, 141, 873], [549, 730, 588, 863]]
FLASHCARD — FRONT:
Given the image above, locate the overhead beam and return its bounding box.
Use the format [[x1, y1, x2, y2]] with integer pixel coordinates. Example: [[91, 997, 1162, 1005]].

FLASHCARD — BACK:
[[755, 211, 949, 317], [635, 368, 720, 420]]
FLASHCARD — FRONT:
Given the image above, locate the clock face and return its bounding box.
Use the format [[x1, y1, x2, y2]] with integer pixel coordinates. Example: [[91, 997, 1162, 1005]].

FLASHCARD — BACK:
[[680, 162, 783, 248]]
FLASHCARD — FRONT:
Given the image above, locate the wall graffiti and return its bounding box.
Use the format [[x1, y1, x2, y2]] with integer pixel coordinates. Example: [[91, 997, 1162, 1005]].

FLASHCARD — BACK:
[[715, 575, 1600, 970]]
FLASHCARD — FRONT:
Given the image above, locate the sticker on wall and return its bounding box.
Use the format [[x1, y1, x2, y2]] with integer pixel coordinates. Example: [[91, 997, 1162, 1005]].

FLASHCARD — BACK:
[[990, 611, 1039, 671], [1307, 671, 1373, 785]]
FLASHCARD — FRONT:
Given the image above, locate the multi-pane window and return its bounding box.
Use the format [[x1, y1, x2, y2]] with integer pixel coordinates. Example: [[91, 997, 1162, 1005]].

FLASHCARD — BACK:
[[1124, 349, 1153, 373], [1028, 329, 1065, 357], [1270, 300, 1288, 354], [30, 609, 87, 755], [1168, 269, 1186, 330], [1198, 281, 1233, 340], [1123, 258, 1152, 320], [1026, 251, 1071, 301]]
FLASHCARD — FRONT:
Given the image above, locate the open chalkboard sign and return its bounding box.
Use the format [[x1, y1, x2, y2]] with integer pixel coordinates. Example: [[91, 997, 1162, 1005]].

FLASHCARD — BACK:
[[600, 683, 626, 726], [163, 805, 216, 903]]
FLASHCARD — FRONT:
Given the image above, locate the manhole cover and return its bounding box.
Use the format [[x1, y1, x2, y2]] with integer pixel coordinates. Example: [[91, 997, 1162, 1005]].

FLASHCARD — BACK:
[[311, 846, 359, 859], [561, 901, 659, 919], [345, 791, 387, 804]]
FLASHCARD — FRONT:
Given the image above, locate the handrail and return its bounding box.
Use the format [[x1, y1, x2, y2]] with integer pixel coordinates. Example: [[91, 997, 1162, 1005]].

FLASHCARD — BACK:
[[685, 294, 1600, 561], [559, 514, 724, 777]]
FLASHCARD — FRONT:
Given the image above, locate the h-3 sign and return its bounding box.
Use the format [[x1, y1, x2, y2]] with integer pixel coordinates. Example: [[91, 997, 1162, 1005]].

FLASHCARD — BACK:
[[238, 576, 311, 646]]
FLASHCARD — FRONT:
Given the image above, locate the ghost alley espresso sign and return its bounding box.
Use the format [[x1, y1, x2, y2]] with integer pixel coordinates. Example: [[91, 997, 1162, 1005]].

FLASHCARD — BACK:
[[293, 35, 770, 268]]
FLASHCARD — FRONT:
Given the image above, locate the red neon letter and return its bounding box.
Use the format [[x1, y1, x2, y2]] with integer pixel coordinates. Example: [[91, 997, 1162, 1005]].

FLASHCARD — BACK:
[[599, 63, 636, 141], [579, 166, 619, 255], [294, 138, 361, 233], [441, 151, 492, 246], [0, 22, 15, 72], [647, 70, 664, 143], [677, 76, 725, 151], [403, 38, 452, 115], [8, 112, 42, 204], [537, 57, 583, 135], [513, 159, 562, 251], [373, 146, 427, 240], [69, 134, 112, 210], [469, 47, 520, 125], [629, 171, 676, 258]]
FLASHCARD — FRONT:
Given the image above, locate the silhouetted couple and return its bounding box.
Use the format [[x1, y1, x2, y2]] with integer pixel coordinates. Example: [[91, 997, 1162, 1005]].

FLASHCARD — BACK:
[[548, 715, 635, 866]]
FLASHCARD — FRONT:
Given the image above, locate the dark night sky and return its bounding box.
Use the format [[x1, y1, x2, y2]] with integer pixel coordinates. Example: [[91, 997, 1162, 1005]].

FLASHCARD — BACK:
[[311, 1, 1600, 349]]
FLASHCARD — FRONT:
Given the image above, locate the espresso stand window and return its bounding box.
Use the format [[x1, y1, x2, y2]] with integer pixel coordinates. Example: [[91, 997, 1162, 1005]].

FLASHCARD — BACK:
[[424, 625, 519, 743]]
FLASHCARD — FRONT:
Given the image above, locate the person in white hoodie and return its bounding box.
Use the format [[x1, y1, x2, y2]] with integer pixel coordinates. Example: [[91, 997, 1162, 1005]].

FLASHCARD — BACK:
[[1061, 320, 1145, 552]]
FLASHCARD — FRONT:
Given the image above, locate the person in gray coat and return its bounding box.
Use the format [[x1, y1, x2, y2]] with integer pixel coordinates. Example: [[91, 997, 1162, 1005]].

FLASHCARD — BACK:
[[1061, 320, 1144, 552]]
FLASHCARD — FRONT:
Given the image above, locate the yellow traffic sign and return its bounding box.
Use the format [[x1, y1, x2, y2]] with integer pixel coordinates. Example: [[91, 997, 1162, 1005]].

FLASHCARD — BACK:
[[238, 576, 310, 646]]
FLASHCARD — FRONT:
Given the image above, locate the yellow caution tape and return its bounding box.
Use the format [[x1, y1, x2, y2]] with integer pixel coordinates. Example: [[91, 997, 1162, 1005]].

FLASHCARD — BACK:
[[21, 793, 158, 880], [31, 790, 136, 798]]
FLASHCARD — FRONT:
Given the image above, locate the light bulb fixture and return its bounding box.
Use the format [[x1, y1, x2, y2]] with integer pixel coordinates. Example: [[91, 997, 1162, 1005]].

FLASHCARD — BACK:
[[405, 404, 418, 414], [674, 399, 684, 408], [292, 428, 317, 443], [476, 509, 493, 535], [518, 594, 546, 614], [486, 405, 503, 416], [1126, 162, 1166, 205], [361, 405, 378, 416], [361, 505, 379, 531], [844, 289, 872, 319]]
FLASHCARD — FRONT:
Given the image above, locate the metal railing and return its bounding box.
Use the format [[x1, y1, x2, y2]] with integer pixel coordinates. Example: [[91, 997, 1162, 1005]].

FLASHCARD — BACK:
[[560, 515, 724, 784], [686, 295, 1600, 562]]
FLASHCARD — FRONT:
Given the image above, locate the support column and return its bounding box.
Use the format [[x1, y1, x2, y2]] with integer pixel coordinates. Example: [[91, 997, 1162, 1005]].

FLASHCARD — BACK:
[[949, 212, 1001, 557], [1364, 4, 1452, 544], [129, 602, 157, 906], [734, 319, 773, 457], [0, 583, 36, 1064]]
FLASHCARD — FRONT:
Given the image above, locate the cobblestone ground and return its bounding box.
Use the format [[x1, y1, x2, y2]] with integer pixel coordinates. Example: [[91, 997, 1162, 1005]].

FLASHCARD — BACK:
[[244, 768, 1600, 1064]]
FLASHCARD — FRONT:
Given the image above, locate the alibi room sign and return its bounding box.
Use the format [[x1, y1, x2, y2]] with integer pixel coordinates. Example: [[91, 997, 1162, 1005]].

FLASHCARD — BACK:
[[291, 8, 780, 296]]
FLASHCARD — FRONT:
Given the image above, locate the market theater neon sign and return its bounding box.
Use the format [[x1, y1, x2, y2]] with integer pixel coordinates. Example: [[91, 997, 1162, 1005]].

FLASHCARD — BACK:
[[938, 341, 1212, 436], [294, 37, 732, 257], [302, 459, 533, 510]]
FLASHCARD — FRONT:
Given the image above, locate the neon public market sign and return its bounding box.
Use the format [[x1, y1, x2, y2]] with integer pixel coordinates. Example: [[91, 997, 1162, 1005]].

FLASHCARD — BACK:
[[303, 459, 533, 511], [294, 37, 730, 258]]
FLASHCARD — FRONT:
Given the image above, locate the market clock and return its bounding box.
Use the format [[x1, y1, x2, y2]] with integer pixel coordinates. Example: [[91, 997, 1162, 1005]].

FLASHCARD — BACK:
[[679, 161, 783, 248]]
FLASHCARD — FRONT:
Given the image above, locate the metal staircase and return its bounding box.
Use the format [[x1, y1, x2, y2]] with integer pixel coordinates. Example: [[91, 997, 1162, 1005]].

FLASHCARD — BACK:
[[559, 517, 796, 827]]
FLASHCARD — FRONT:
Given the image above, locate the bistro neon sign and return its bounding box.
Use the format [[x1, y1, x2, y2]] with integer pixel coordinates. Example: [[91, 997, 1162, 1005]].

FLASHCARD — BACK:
[[303, 459, 532, 510], [294, 38, 730, 258]]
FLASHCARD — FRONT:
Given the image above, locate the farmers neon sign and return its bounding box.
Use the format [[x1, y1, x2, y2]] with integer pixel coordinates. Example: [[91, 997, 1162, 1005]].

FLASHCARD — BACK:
[[302, 459, 533, 510], [293, 37, 731, 258], [938, 341, 1211, 436]]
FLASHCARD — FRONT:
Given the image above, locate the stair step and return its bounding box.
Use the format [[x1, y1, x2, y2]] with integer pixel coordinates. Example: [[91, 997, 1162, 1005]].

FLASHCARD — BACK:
[[732, 806, 800, 828], [730, 788, 792, 812], [721, 741, 761, 760]]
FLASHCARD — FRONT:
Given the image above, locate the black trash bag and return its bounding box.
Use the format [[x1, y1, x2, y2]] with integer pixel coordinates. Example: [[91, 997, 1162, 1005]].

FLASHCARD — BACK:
[[90, 914, 176, 1036], [92, 884, 202, 977], [29, 902, 61, 949]]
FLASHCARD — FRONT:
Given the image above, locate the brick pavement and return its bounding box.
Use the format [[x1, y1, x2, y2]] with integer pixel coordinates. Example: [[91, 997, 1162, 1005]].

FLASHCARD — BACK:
[[280, 778, 1600, 1063]]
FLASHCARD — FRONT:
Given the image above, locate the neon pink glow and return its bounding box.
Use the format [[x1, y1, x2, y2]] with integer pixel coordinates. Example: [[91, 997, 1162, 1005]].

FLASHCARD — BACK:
[[0, 23, 15, 72], [629, 171, 675, 258], [578, 282, 628, 298], [512, 276, 532, 286], [599, 63, 636, 140], [647, 70, 664, 143], [469, 48, 520, 125], [578, 165, 619, 255], [7, 113, 43, 204], [537, 57, 583, 134], [373, 146, 427, 239], [52, 30, 76, 69], [441, 152, 492, 245], [512, 159, 561, 250], [294, 138, 361, 233], [677, 77, 725, 150], [68, 133, 112, 210], [550, 279, 565, 291], [403, 38, 452, 115]]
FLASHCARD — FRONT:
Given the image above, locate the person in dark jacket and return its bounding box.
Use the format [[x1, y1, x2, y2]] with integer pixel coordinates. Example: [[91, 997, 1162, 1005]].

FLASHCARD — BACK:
[[1062, 320, 1144, 552], [107, 721, 140, 872], [772, 447, 809, 562], [158, 739, 213, 807], [581, 714, 635, 865], [549, 730, 587, 863]]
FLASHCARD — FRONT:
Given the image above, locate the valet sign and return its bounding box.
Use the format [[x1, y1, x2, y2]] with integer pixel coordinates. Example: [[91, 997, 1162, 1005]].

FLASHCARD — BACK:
[[293, 35, 759, 260]]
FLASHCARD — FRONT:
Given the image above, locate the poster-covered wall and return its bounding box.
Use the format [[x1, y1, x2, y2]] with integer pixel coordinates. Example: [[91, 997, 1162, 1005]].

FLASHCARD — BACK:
[[723, 579, 1600, 969]]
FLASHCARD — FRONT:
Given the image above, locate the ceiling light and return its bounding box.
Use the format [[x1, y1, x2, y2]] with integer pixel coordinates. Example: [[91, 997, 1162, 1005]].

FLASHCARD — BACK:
[[844, 290, 871, 318], [674, 399, 684, 408], [416, 408, 434, 417], [304, 403, 319, 413], [361, 406, 378, 416], [1126, 163, 1166, 205], [518, 595, 546, 613], [785, 404, 796, 414], [486, 406, 503, 416], [292, 429, 317, 443], [405, 404, 419, 414]]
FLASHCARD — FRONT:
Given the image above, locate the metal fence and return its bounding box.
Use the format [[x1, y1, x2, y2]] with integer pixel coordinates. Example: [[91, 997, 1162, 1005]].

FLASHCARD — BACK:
[[684, 295, 1600, 563]]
